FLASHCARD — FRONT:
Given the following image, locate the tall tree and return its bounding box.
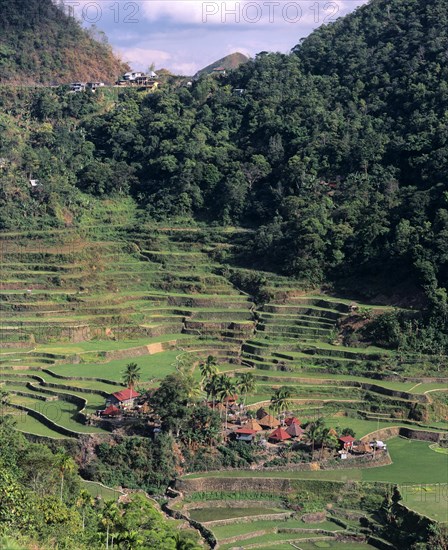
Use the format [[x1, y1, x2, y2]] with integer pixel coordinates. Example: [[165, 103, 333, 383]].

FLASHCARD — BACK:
[[270, 386, 294, 425], [54, 452, 76, 502], [236, 372, 256, 406], [122, 362, 141, 391], [216, 374, 236, 431]]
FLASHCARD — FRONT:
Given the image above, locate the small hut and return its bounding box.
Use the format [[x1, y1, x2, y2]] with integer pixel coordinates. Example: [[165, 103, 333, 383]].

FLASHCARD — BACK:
[[286, 423, 304, 439], [256, 407, 268, 420], [268, 427, 291, 443], [258, 414, 280, 429], [244, 419, 263, 432], [285, 416, 300, 426], [101, 405, 121, 418], [339, 435, 356, 450]]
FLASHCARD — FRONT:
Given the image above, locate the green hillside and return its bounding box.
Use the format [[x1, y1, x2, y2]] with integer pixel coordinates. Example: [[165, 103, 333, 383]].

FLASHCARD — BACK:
[[0, 0, 128, 84]]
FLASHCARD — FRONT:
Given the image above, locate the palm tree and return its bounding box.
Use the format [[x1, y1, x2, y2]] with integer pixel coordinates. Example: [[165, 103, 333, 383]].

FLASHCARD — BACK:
[[101, 500, 120, 550], [76, 489, 94, 531], [54, 452, 76, 502], [122, 362, 141, 391], [236, 372, 255, 406], [217, 374, 236, 431], [270, 386, 294, 425], [306, 417, 325, 457], [205, 373, 220, 408], [199, 355, 219, 387], [318, 427, 338, 461]]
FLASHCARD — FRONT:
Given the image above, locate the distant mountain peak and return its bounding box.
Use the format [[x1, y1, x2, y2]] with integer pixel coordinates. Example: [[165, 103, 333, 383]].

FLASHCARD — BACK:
[[194, 52, 250, 79]]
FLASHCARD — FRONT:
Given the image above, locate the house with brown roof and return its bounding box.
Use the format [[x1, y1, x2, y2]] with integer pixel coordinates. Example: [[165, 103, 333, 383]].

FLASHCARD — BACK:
[[244, 419, 263, 432], [258, 414, 280, 429], [286, 423, 304, 439]]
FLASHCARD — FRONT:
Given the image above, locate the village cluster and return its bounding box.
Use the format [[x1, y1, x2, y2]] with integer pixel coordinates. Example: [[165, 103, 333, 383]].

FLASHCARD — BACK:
[[95, 386, 387, 462], [69, 70, 160, 92]]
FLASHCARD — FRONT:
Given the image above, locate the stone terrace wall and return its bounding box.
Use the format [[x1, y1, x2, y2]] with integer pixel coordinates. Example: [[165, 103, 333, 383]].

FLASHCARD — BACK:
[[360, 427, 442, 443]]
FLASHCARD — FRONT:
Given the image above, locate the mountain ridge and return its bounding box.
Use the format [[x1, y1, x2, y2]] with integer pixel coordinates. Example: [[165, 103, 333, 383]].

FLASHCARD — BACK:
[[0, 0, 129, 84]]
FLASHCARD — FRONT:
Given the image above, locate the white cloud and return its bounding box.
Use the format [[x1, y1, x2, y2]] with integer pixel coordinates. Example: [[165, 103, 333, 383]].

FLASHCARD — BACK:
[[170, 61, 200, 75], [118, 47, 172, 70], [139, 0, 368, 27]]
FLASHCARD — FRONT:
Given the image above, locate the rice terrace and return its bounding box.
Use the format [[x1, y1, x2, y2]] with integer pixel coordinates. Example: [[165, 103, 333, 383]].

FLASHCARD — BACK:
[[1, 203, 447, 548], [2, 0, 448, 547]]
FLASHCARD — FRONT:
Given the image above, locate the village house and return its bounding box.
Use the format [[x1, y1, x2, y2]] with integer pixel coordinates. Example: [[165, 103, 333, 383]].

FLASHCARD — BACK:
[[101, 405, 121, 418], [286, 423, 303, 439], [86, 81, 105, 91], [285, 416, 300, 426], [258, 414, 280, 430], [339, 435, 356, 450], [235, 427, 257, 443], [70, 82, 86, 92], [268, 427, 291, 444], [244, 419, 263, 432], [107, 388, 140, 409]]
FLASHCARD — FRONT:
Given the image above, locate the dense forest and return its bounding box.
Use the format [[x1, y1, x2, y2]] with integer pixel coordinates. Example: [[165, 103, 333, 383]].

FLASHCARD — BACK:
[[0, 413, 201, 549], [1, 0, 448, 349], [0, 0, 128, 84]]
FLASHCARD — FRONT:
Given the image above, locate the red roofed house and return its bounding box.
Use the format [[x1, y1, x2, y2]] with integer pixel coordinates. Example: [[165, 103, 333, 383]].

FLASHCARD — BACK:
[[108, 388, 140, 409], [339, 435, 356, 450], [268, 427, 292, 443], [101, 405, 121, 418]]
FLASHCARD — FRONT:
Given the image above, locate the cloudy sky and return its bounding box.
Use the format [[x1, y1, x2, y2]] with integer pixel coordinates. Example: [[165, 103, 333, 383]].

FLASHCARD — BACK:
[[69, 0, 369, 75]]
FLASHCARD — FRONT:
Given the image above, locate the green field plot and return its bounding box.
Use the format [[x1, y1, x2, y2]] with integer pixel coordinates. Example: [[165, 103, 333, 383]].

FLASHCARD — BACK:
[[400, 484, 448, 523], [80, 479, 124, 500], [9, 394, 106, 434], [283, 543, 377, 550], [52, 350, 181, 383], [211, 519, 341, 541], [189, 506, 285, 522], [219, 534, 336, 550], [38, 334, 187, 354], [8, 409, 71, 439]]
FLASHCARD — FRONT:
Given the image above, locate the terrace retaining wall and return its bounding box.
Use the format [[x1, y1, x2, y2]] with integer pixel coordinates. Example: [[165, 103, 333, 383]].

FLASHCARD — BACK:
[[183, 499, 282, 511], [360, 427, 442, 443]]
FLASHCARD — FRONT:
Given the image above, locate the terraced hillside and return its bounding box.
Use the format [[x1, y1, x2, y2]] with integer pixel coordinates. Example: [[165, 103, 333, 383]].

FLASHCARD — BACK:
[[0, 224, 447, 441], [167, 481, 395, 550]]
